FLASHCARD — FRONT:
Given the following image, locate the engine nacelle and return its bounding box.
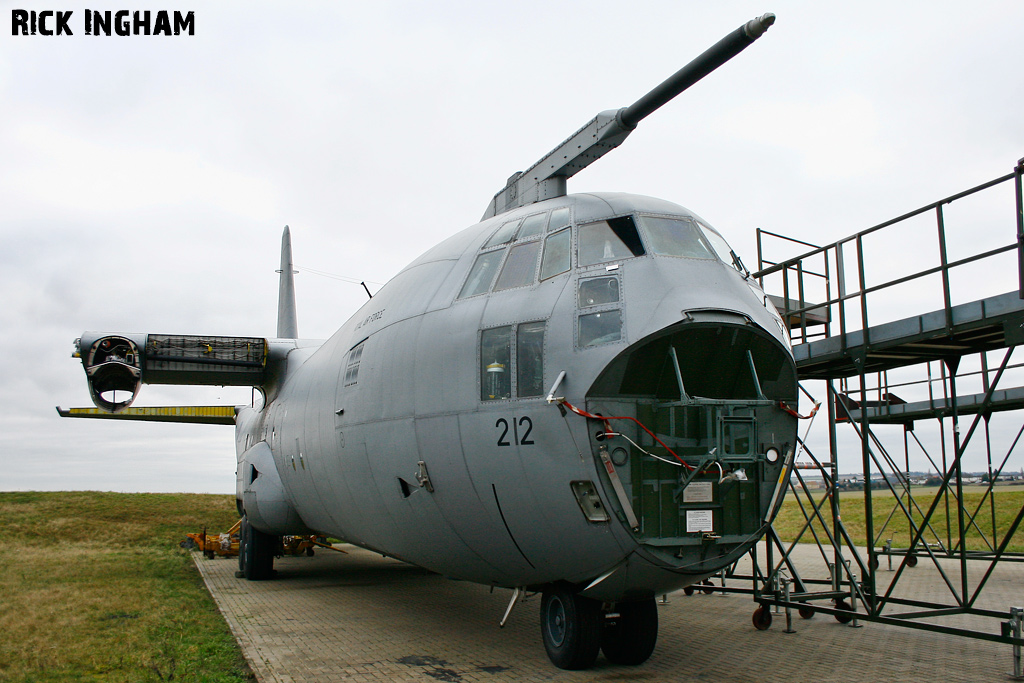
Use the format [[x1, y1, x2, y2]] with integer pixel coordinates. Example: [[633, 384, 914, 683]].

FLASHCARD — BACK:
[[74, 331, 270, 413], [76, 333, 145, 412]]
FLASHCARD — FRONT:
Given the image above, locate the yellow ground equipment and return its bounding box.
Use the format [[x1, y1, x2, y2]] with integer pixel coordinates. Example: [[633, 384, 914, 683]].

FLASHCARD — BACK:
[[182, 520, 343, 559]]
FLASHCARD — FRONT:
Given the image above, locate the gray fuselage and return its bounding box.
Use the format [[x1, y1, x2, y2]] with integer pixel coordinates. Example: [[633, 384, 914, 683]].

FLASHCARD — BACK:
[[236, 191, 798, 601]]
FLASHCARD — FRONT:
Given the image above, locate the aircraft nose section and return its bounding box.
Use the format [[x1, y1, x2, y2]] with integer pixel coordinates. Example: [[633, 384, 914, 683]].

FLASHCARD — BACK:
[[582, 311, 799, 579]]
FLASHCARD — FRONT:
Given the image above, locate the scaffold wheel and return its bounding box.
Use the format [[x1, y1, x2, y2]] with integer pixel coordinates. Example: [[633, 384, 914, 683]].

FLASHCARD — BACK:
[[834, 599, 854, 624], [752, 605, 772, 631]]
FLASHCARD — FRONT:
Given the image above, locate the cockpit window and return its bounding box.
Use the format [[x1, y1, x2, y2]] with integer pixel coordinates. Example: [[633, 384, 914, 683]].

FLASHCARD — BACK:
[[459, 250, 503, 298], [579, 276, 620, 307], [480, 327, 512, 400], [641, 216, 715, 259], [494, 241, 541, 291], [548, 207, 571, 232], [578, 216, 645, 267], [480, 321, 545, 400], [539, 228, 571, 280], [484, 219, 521, 248], [698, 223, 742, 271], [578, 309, 622, 347], [517, 213, 547, 239], [517, 322, 545, 397]]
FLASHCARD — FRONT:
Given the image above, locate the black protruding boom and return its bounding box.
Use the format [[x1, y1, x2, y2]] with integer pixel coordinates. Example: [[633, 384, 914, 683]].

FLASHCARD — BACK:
[[482, 13, 776, 220], [620, 13, 775, 129]]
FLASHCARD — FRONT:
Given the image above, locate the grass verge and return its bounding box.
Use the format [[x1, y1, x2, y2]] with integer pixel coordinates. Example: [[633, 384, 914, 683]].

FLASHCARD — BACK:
[[774, 485, 1024, 553], [0, 491, 253, 683]]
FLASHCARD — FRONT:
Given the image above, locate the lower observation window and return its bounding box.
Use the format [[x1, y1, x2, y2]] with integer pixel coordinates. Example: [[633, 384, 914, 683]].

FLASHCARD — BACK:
[[578, 310, 622, 348]]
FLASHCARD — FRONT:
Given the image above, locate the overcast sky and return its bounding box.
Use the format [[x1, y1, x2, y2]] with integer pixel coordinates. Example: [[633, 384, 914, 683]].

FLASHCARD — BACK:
[[2, 1, 1022, 493]]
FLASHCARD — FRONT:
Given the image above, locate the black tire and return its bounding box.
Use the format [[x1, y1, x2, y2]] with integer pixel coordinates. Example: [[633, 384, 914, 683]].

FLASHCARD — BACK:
[[238, 518, 250, 575], [798, 605, 815, 620], [834, 599, 854, 624], [752, 605, 772, 630], [540, 586, 602, 670], [240, 516, 277, 581], [601, 598, 658, 666], [701, 580, 715, 595], [906, 553, 919, 568], [683, 586, 696, 596]]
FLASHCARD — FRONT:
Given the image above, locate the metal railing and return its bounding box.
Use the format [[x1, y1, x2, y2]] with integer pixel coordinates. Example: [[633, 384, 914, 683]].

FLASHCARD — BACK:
[[755, 159, 1024, 347]]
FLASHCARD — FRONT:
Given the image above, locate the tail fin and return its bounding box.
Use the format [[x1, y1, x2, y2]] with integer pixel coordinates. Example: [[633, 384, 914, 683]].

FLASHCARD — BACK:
[[276, 226, 298, 339]]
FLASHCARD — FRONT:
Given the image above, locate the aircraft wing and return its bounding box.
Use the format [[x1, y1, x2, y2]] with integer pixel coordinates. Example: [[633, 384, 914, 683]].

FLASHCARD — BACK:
[[56, 405, 237, 425]]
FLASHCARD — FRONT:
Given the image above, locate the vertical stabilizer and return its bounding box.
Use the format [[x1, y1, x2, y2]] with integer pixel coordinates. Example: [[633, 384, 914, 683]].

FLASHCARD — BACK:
[[276, 226, 298, 339]]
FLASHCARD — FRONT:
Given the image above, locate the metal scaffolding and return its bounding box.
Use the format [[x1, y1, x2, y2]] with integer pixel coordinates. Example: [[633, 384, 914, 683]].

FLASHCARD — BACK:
[[726, 157, 1024, 673]]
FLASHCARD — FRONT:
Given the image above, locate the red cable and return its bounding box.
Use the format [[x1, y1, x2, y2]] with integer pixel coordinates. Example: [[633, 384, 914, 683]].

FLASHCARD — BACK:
[[779, 400, 820, 420], [560, 399, 695, 471]]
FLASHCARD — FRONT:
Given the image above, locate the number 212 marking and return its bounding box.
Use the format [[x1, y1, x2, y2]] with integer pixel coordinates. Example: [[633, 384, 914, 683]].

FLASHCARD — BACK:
[[496, 417, 535, 446]]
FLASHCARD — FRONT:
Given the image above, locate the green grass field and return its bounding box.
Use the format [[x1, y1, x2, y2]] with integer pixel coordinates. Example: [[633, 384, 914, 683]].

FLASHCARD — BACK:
[[774, 485, 1024, 553], [0, 491, 252, 683]]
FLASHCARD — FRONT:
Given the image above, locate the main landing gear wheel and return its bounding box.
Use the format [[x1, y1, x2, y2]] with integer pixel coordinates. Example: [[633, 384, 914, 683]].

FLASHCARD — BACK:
[[601, 598, 658, 666], [752, 605, 773, 630], [540, 586, 602, 670], [238, 516, 278, 581]]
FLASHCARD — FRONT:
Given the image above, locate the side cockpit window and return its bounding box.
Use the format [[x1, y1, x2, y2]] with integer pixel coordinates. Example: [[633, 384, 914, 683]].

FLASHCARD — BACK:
[[480, 327, 512, 400], [517, 322, 545, 397], [578, 215, 645, 267], [480, 322, 546, 401]]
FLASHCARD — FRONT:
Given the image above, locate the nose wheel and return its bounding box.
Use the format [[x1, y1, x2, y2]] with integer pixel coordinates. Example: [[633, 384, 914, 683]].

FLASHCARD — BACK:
[[540, 587, 659, 669], [601, 598, 659, 665], [541, 586, 601, 669]]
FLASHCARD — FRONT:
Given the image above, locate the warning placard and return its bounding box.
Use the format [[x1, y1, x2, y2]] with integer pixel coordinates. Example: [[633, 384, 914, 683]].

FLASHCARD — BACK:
[[686, 509, 714, 533], [683, 481, 713, 503]]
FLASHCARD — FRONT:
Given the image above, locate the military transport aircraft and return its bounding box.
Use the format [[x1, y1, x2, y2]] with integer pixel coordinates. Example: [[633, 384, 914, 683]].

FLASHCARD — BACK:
[[59, 13, 800, 670]]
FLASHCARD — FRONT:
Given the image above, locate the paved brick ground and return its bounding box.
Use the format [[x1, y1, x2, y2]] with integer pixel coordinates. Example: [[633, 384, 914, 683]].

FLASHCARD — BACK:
[[195, 543, 1023, 682]]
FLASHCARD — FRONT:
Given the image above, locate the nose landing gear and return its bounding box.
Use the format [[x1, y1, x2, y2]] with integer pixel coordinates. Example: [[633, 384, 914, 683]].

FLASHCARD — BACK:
[[540, 586, 659, 669]]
